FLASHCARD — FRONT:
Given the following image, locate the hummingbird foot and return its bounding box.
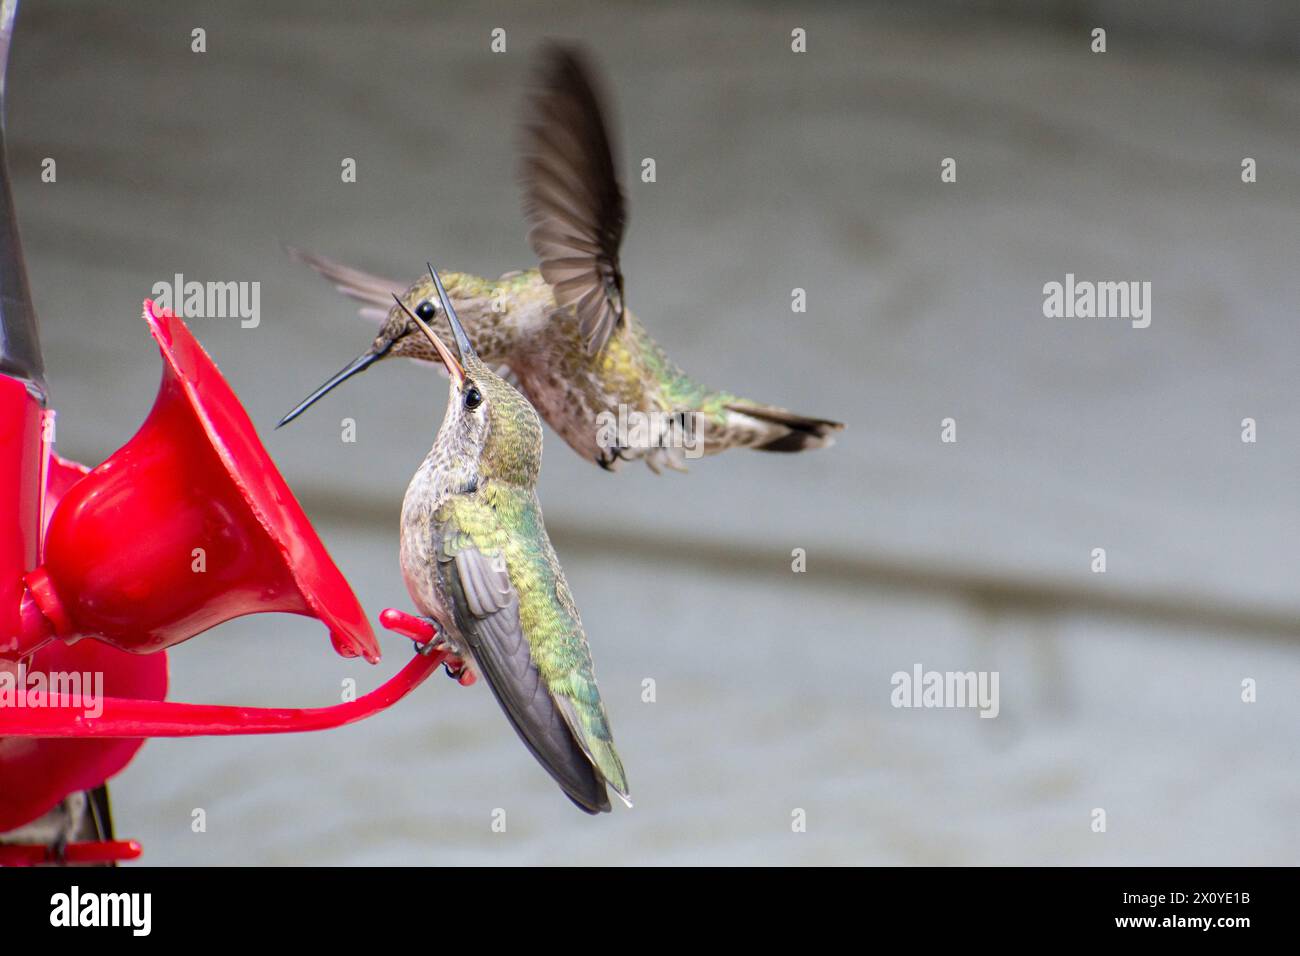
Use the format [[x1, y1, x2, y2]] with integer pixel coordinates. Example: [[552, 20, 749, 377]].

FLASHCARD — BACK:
[[443, 659, 468, 682], [421, 627, 475, 686], [438, 650, 475, 686], [377, 607, 475, 685], [595, 445, 627, 472]]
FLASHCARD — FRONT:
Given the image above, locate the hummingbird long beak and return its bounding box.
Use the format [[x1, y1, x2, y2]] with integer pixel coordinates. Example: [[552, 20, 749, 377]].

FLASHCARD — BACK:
[[276, 344, 392, 428], [391, 293, 464, 388], [428, 263, 476, 362]]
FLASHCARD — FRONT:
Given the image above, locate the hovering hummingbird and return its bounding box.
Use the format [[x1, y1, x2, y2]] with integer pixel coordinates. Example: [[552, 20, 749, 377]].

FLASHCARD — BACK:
[[398, 264, 630, 814], [278, 45, 843, 473]]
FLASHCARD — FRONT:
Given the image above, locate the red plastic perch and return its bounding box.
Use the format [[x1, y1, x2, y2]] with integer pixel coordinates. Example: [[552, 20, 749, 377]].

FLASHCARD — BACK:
[[0, 609, 469, 738]]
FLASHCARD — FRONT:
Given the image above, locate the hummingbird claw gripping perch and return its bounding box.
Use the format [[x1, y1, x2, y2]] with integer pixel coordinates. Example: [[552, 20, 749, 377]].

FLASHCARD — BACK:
[[444, 660, 470, 684], [377, 608, 475, 685]]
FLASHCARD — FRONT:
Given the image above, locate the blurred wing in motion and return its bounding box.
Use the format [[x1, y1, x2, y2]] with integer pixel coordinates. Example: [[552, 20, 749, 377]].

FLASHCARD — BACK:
[[521, 45, 627, 356], [285, 244, 404, 324]]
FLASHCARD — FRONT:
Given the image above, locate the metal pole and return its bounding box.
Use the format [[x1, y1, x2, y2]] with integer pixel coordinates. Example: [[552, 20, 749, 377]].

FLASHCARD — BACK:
[[0, 0, 44, 399]]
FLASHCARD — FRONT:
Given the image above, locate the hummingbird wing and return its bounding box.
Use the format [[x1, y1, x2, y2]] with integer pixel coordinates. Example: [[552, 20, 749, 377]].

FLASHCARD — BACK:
[[440, 530, 617, 814], [284, 245, 405, 324], [521, 45, 627, 357]]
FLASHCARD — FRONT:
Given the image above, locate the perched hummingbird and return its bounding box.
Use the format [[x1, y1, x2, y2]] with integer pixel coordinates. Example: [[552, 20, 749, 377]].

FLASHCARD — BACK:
[[279, 45, 843, 473], [397, 264, 630, 814]]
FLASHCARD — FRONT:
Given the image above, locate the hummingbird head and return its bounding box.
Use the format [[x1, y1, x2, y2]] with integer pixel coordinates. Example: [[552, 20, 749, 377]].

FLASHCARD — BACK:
[[397, 264, 543, 488], [276, 273, 471, 429], [375, 273, 450, 361]]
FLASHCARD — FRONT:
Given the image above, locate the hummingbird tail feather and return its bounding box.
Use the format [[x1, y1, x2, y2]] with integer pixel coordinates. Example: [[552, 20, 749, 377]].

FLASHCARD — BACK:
[[285, 245, 405, 325], [555, 694, 631, 806], [723, 401, 845, 452]]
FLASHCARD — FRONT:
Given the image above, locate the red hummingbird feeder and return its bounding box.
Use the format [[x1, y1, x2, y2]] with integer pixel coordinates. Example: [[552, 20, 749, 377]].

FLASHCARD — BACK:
[[0, 303, 466, 864], [0, 3, 463, 865]]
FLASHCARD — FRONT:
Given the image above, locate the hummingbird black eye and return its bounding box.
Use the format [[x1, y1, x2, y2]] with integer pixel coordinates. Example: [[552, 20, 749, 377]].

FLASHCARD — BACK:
[[464, 385, 483, 410], [415, 300, 436, 321]]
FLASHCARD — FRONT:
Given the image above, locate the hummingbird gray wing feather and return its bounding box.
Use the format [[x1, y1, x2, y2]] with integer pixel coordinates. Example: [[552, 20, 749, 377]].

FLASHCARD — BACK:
[[521, 45, 626, 356], [442, 541, 613, 814], [285, 245, 405, 325]]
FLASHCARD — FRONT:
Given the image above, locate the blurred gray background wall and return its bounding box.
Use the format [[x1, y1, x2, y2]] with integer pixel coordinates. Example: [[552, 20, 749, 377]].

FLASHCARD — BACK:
[[7, 0, 1298, 863]]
